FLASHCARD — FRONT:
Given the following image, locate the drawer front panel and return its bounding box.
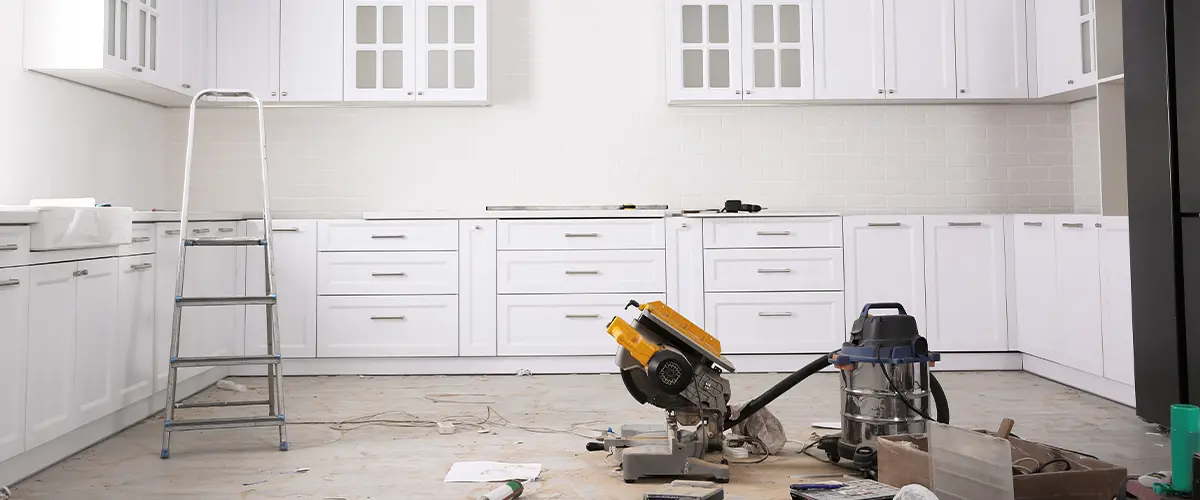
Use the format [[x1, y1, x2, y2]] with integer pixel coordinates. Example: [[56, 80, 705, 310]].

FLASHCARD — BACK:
[[119, 223, 157, 256], [317, 295, 458, 357], [497, 250, 666, 294], [0, 226, 31, 268], [497, 294, 664, 356], [705, 292, 846, 354], [702, 217, 842, 249], [318, 220, 458, 251], [704, 248, 844, 292], [497, 219, 665, 250], [318, 252, 458, 295]]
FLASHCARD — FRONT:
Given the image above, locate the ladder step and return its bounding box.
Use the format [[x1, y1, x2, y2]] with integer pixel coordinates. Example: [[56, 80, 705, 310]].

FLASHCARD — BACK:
[[165, 415, 284, 432], [174, 399, 271, 409], [176, 295, 276, 307], [185, 237, 266, 247], [172, 355, 281, 367]]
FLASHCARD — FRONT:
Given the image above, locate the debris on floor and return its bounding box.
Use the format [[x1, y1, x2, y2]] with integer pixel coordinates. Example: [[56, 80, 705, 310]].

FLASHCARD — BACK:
[[281, 467, 310, 474], [514, 369, 533, 377], [444, 462, 542, 483], [644, 480, 724, 500], [242, 479, 267, 486], [216, 379, 248, 392], [478, 480, 524, 500]]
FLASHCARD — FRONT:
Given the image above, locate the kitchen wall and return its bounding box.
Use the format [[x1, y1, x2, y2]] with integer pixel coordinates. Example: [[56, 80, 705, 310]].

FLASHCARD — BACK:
[[163, 0, 1084, 214], [0, 0, 168, 208], [1071, 98, 1102, 214]]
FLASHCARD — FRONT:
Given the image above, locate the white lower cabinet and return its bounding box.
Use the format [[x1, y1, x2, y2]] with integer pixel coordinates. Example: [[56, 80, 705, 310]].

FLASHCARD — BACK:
[[26, 258, 119, 449], [1099, 217, 1134, 386], [923, 216, 1008, 352], [317, 295, 459, 357], [705, 292, 845, 354], [115, 255, 156, 406], [497, 294, 662, 356], [154, 223, 182, 391], [0, 267, 30, 462], [1011, 215, 1057, 359], [666, 218, 705, 326], [842, 216, 926, 334], [245, 221, 318, 357], [1053, 215, 1105, 376]]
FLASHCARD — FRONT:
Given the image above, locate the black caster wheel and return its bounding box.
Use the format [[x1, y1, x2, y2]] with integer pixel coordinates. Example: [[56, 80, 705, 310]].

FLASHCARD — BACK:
[[715, 478, 730, 484], [825, 451, 840, 463], [720, 458, 729, 465], [624, 479, 637, 484]]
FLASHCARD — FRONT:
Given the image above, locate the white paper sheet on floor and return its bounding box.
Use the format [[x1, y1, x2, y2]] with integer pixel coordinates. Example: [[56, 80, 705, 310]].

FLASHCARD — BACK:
[[444, 461, 542, 483]]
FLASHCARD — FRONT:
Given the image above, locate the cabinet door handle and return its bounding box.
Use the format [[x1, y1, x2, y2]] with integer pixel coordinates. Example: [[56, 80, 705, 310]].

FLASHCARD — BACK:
[[182, 83, 192, 89], [565, 314, 601, 319], [371, 234, 407, 239], [165, 229, 181, 235], [757, 268, 792, 274], [565, 232, 599, 238], [218, 227, 234, 233], [272, 227, 300, 232], [130, 263, 153, 271], [1068, 79, 1075, 84], [132, 236, 151, 243], [888, 89, 895, 94], [756, 230, 792, 236], [565, 270, 600, 275], [417, 91, 424, 96], [1096, 222, 1103, 228], [758, 311, 793, 317], [735, 90, 742, 95], [192, 228, 210, 234], [947, 222, 982, 227], [0, 279, 20, 287], [271, 91, 277, 96], [132, 66, 143, 72], [0, 244, 18, 251], [1023, 221, 1043, 227], [877, 89, 884, 94], [867, 222, 902, 227], [371, 272, 408, 277], [281, 91, 289, 97], [73, 269, 89, 277], [370, 315, 406, 320], [960, 88, 966, 94], [1062, 222, 1085, 228]]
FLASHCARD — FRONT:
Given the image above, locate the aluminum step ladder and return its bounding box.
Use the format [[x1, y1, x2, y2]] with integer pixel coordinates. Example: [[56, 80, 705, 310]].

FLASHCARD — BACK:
[[160, 89, 287, 458]]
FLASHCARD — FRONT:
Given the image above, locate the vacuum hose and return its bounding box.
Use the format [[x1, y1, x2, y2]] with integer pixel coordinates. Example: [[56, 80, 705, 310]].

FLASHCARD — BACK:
[[721, 352, 951, 431]]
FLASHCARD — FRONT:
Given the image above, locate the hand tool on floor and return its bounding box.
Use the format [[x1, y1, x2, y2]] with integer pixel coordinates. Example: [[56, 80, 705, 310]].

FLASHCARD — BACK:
[[585, 301, 949, 483], [159, 89, 288, 458]]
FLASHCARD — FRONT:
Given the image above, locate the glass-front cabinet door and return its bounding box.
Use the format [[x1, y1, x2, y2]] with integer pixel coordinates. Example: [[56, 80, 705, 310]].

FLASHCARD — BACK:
[[417, 0, 488, 103], [344, 0, 417, 101], [667, 0, 742, 102], [741, 0, 814, 100]]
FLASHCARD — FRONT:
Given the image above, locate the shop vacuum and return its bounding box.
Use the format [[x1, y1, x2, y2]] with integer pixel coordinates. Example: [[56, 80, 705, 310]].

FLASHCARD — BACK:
[[586, 301, 950, 483]]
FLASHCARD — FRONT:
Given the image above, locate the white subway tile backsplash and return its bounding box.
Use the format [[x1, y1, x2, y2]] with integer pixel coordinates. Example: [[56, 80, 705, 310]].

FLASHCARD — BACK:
[[947, 181, 988, 195], [987, 181, 1030, 195]]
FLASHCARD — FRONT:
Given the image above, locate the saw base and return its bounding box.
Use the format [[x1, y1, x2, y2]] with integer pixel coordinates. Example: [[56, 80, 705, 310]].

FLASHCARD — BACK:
[[605, 424, 730, 484]]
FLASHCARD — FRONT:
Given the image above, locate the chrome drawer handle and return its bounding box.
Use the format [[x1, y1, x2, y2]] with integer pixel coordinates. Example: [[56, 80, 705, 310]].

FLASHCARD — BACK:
[[756, 230, 792, 236], [192, 228, 210, 234], [272, 227, 300, 232], [757, 268, 792, 274], [565, 270, 600, 275], [72, 269, 89, 277], [947, 222, 982, 227], [1023, 221, 1043, 227], [1062, 223, 1085, 228], [867, 222, 902, 227], [0, 244, 17, 251], [370, 315, 406, 320], [565, 233, 599, 238], [0, 279, 20, 287], [165, 229, 181, 235], [565, 314, 601, 319], [132, 236, 151, 243], [130, 263, 153, 271], [371, 234, 407, 239], [758, 312, 793, 317], [218, 227, 234, 233], [371, 272, 408, 277]]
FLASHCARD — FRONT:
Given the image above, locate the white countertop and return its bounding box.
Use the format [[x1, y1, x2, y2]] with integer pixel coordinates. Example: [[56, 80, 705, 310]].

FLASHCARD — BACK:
[[679, 211, 840, 218], [0, 207, 40, 225]]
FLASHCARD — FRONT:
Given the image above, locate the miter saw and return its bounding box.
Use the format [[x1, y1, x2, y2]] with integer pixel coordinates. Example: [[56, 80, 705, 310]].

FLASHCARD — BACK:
[[585, 300, 951, 484]]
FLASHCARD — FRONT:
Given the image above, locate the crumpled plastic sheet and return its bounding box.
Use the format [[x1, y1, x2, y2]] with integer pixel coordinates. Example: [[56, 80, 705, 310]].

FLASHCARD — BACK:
[[728, 404, 786, 455]]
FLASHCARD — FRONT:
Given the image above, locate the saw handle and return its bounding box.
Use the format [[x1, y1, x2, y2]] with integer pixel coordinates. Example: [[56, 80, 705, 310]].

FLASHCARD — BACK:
[[625, 300, 641, 310]]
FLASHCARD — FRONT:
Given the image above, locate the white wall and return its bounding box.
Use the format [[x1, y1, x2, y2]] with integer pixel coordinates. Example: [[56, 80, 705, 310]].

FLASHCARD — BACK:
[[1071, 98, 1102, 214], [164, 0, 1083, 214], [0, 0, 168, 208]]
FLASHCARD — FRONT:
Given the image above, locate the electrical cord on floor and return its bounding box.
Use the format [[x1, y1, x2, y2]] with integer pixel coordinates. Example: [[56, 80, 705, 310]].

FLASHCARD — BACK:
[[1006, 432, 1099, 460], [1031, 458, 1071, 474], [875, 346, 936, 423], [726, 436, 773, 464]]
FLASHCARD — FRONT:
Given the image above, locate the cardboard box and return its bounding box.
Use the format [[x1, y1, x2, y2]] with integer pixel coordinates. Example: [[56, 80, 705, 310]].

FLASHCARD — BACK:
[[877, 433, 1127, 500]]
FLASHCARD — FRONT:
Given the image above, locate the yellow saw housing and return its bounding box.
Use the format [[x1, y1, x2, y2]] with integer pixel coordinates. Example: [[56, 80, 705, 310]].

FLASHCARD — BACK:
[[605, 301, 725, 368]]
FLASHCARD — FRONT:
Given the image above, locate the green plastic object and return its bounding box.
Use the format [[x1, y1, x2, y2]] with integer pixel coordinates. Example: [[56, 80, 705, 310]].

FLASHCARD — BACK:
[[1171, 404, 1200, 493]]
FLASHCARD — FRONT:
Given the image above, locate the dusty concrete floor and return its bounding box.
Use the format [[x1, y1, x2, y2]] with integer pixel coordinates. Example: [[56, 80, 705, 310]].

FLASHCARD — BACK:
[[11, 372, 1168, 499]]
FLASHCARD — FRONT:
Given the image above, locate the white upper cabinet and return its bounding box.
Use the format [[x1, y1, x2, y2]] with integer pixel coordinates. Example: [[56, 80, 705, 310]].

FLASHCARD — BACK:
[[345, 0, 489, 103], [668, 0, 744, 102], [215, 0, 279, 101], [741, 1, 815, 100], [953, 0, 1029, 98], [179, 0, 212, 95], [884, 0, 956, 99], [24, 0, 192, 105], [280, 0, 344, 101], [813, 0, 885, 99], [1034, 0, 1096, 96]]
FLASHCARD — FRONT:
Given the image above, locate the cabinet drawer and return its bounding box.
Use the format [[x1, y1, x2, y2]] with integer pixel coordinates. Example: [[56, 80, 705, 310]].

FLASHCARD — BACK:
[[704, 248, 844, 292], [318, 220, 458, 251], [703, 217, 842, 249], [497, 294, 664, 356], [318, 252, 458, 295], [705, 292, 845, 354], [317, 295, 458, 357], [0, 226, 31, 268], [497, 250, 666, 294], [497, 219, 665, 250], [119, 223, 156, 256]]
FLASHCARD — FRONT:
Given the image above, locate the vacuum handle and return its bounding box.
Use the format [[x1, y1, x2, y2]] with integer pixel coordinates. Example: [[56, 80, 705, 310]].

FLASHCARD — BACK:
[[859, 302, 907, 317]]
